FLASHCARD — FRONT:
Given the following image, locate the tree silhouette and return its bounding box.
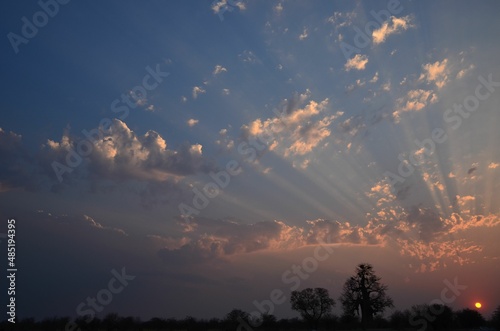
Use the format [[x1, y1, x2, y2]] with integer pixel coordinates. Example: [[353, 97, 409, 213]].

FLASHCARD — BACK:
[[340, 263, 394, 329], [491, 305, 500, 330], [410, 304, 454, 331], [456, 308, 485, 329], [389, 309, 411, 330], [290, 287, 335, 329], [224, 308, 250, 329]]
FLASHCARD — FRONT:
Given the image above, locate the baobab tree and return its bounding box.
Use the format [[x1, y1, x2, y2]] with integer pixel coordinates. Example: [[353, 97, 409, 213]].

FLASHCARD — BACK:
[[340, 263, 394, 329]]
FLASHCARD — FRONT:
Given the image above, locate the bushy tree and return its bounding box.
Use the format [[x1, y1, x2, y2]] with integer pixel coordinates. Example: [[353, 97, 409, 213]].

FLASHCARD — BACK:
[[456, 308, 485, 329], [224, 308, 250, 329], [340, 263, 394, 329], [409, 304, 453, 331], [290, 287, 335, 329], [390, 309, 411, 330], [491, 305, 500, 330]]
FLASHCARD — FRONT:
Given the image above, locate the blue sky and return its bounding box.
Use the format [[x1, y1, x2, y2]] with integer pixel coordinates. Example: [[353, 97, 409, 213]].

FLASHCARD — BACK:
[[1, 0, 500, 322]]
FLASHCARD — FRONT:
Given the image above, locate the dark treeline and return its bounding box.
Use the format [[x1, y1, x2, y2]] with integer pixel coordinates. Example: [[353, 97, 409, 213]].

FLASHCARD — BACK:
[[1, 305, 500, 331], [2, 265, 499, 331]]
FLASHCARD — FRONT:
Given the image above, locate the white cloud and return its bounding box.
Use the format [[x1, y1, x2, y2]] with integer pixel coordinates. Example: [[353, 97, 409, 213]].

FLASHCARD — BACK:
[[83, 215, 127, 235], [327, 11, 356, 28], [213, 65, 227, 75], [382, 81, 391, 91], [367, 179, 396, 207], [488, 162, 500, 169], [346, 79, 366, 92], [372, 15, 413, 44], [222, 88, 230, 95], [192, 86, 206, 99], [274, 3, 283, 14], [215, 128, 234, 151], [299, 27, 308, 40], [393, 89, 438, 122], [187, 119, 199, 127], [456, 64, 475, 79], [211, 0, 246, 14], [344, 54, 369, 71], [45, 119, 214, 182], [241, 91, 342, 165], [419, 59, 450, 89]]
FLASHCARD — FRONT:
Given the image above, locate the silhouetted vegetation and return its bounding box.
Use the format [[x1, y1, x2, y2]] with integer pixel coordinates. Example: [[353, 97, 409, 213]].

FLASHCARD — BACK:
[[492, 305, 500, 330], [290, 287, 335, 329], [340, 263, 394, 329], [4, 304, 500, 331], [1, 264, 497, 331], [2, 304, 496, 331], [455, 308, 486, 329]]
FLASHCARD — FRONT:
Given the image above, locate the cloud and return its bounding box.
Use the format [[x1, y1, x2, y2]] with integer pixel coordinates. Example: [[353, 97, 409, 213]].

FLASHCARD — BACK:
[[45, 119, 215, 182], [346, 79, 366, 92], [157, 218, 304, 265], [393, 89, 438, 122], [215, 128, 234, 151], [156, 207, 500, 272], [367, 179, 397, 207], [192, 86, 206, 99], [222, 88, 230, 95], [274, 2, 283, 14], [211, 0, 246, 14], [488, 162, 499, 169], [83, 214, 127, 235], [456, 64, 475, 79], [157, 217, 383, 266], [327, 10, 357, 28], [419, 59, 450, 89], [240, 90, 342, 164], [187, 118, 199, 127], [299, 27, 308, 40], [372, 15, 413, 44], [213, 65, 227, 75], [238, 50, 260, 64], [344, 54, 368, 71]]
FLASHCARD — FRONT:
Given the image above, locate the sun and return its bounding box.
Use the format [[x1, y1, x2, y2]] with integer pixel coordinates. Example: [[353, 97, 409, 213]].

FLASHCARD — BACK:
[[475, 302, 482, 309]]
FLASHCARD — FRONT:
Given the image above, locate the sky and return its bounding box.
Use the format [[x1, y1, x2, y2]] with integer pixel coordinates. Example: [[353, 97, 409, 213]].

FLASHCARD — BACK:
[[1, 0, 500, 322]]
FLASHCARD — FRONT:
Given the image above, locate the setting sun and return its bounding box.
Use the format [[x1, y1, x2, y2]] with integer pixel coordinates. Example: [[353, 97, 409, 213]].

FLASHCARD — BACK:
[[475, 302, 482, 309]]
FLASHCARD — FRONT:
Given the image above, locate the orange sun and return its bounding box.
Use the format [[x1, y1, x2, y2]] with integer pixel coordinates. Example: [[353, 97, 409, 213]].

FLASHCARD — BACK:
[[475, 302, 482, 309]]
